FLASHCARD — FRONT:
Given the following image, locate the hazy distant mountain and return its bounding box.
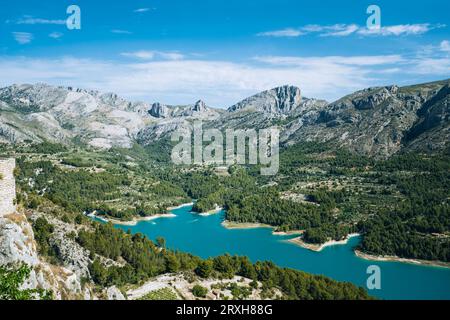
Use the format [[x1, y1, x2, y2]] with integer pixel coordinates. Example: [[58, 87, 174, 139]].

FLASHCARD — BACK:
[[0, 79, 449, 157]]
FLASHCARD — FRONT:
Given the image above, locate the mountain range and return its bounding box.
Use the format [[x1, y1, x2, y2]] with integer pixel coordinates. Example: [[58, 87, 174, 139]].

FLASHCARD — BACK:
[[1, 79, 449, 157]]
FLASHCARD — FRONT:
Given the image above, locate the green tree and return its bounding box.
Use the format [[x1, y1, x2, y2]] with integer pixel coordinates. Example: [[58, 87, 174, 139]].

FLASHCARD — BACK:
[[165, 253, 181, 273], [195, 260, 213, 278], [156, 237, 166, 249], [88, 259, 108, 286], [0, 264, 52, 300], [192, 284, 208, 298]]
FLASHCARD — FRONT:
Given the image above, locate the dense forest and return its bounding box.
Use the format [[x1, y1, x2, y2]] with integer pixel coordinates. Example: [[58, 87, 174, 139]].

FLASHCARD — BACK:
[[183, 144, 450, 261], [9, 140, 450, 266], [358, 153, 450, 261], [14, 148, 190, 221]]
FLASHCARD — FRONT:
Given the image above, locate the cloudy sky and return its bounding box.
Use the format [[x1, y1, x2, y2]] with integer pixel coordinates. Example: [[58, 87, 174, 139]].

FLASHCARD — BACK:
[[0, 0, 449, 107]]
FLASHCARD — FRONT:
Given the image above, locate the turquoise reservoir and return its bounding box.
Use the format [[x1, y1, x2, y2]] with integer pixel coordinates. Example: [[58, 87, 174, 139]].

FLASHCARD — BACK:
[[105, 205, 450, 300]]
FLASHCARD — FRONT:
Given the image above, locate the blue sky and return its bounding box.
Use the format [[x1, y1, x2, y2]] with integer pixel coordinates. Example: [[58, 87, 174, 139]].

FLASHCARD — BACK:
[[0, 0, 449, 107]]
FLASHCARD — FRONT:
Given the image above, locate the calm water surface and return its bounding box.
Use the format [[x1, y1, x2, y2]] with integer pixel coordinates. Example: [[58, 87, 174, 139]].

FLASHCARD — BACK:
[[103, 205, 450, 300]]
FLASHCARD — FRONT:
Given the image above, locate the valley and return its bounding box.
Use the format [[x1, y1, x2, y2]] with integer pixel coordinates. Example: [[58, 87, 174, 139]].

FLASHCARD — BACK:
[[1, 78, 449, 300]]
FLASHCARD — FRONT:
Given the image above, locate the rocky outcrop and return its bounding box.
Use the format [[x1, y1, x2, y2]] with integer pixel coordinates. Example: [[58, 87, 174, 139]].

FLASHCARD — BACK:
[[0, 84, 147, 149], [0, 212, 84, 299], [126, 273, 282, 300], [37, 213, 91, 279], [281, 80, 450, 158], [106, 286, 126, 300], [353, 85, 399, 110], [193, 100, 207, 113], [0, 161, 91, 299], [402, 84, 450, 151], [149, 102, 170, 118], [1, 79, 449, 157], [228, 85, 302, 115]]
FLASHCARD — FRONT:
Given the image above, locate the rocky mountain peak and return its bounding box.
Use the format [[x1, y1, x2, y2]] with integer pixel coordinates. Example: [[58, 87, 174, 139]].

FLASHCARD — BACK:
[[228, 85, 302, 115], [352, 85, 400, 110], [1, 79, 449, 158], [193, 100, 208, 112], [149, 102, 170, 118]]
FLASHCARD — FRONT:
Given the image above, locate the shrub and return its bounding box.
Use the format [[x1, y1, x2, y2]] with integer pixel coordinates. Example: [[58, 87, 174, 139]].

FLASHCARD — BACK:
[[192, 284, 208, 298]]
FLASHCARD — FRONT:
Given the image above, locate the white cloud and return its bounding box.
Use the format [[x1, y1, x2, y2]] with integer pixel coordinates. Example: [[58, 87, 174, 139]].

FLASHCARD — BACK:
[[16, 17, 66, 25], [158, 52, 185, 60], [12, 32, 33, 44], [409, 57, 450, 75], [121, 51, 156, 59], [441, 40, 450, 52], [301, 24, 360, 37], [111, 29, 133, 35], [134, 8, 152, 13], [0, 50, 447, 107], [121, 51, 184, 60], [258, 23, 444, 38], [254, 55, 404, 66], [0, 55, 396, 106], [257, 28, 305, 37], [49, 32, 63, 39], [358, 24, 442, 36], [320, 24, 359, 37]]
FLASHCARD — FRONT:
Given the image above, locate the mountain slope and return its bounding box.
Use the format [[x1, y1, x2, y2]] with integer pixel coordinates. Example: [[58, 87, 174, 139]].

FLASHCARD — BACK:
[[0, 84, 150, 148], [1, 79, 449, 157], [228, 85, 303, 114], [0, 84, 221, 149], [281, 79, 450, 157]]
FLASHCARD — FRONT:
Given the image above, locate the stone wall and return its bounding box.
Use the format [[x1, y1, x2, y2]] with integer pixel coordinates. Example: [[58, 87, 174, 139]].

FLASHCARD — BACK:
[[0, 158, 16, 216]]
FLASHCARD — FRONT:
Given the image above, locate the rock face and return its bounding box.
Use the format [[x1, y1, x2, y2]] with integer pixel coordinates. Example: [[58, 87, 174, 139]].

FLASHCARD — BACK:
[[228, 85, 302, 115], [0, 162, 90, 299], [1, 79, 449, 157], [137, 100, 223, 144], [0, 213, 39, 267], [149, 102, 169, 118], [0, 158, 16, 216], [106, 286, 126, 300], [0, 84, 150, 148], [0, 212, 85, 300], [0, 207, 125, 300], [193, 100, 207, 112], [281, 80, 450, 157], [0, 164, 94, 299], [0, 84, 223, 148], [402, 84, 450, 151]]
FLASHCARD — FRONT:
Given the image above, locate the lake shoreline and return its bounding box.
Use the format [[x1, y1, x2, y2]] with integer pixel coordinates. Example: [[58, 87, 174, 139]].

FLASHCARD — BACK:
[[221, 220, 304, 236], [87, 212, 176, 226], [272, 230, 304, 236], [167, 202, 195, 211], [221, 220, 273, 230], [101, 204, 450, 299], [288, 233, 361, 252], [196, 206, 223, 216], [354, 250, 450, 269]]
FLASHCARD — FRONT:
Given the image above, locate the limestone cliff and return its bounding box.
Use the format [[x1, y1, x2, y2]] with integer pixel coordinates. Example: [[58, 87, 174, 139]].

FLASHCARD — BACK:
[[0, 212, 87, 299]]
